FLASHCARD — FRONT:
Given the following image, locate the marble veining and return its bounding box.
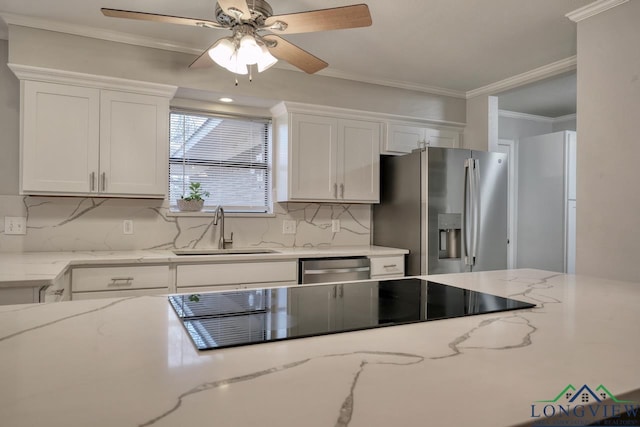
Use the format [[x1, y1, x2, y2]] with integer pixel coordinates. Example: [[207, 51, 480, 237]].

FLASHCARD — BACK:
[[140, 350, 425, 427], [1, 270, 639, 427], [0, 195, 371, 252], [0, 297, 135, 343]]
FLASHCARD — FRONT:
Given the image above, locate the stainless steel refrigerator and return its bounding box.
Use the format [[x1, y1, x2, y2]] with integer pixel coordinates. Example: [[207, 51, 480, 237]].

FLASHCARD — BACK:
[[373, 147, 508, 275]]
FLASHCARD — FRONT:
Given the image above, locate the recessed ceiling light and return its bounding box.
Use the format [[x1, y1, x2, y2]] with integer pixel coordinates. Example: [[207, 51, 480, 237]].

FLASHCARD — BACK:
[[219, 97, 234, 103]]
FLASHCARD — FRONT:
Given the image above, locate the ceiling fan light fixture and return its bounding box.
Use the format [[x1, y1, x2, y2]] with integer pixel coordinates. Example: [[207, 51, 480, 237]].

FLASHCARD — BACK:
[[224, 51, 249, 75], [208, 37, 235, 68], [237, 34, 263, 65], [256, 43, 278, 72]]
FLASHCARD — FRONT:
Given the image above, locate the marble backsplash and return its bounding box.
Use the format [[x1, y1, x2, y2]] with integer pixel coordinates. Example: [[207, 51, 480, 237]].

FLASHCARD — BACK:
[[0, 195, 371, 252]]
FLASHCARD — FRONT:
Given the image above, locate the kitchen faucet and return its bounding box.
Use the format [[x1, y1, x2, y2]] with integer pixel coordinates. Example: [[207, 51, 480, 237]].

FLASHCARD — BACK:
[[213, 205, 233, 249]]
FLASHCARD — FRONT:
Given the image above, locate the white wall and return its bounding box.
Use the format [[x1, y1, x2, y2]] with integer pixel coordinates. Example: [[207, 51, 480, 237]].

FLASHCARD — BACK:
[[576, 1, 640, 282], [0, 40, 19, 195], [464, 95, 491, 150], [498, 115, 553, 140]]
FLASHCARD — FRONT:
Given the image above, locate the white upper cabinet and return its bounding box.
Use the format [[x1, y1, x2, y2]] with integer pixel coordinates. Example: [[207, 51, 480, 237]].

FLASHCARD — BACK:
[[99, 90, 168, 196], [383, 122, 460, 155], [338, 119, 380, 202], [12, 65, 176, 198], [276, 107, 381, 203], [21, 81, 100, 194], [290, 114, 339, 201]]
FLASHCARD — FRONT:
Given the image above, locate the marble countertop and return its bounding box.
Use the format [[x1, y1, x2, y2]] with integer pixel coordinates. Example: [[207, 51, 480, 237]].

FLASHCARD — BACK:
[[1, 269, 639, 427], [0, 245, 409, 288]]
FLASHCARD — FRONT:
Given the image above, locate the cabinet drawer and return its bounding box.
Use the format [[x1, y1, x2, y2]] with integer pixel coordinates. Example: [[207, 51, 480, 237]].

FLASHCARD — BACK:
[[370, 255, 405, 277], [176, 261, 297, 288], [72, 288, 168, 301], [72, 265, 169, 292]]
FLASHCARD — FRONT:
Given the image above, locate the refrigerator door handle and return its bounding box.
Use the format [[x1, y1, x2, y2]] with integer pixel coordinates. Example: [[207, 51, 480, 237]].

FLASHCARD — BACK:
[[463, 159, 473, 266], [472, 159, 480, 265]]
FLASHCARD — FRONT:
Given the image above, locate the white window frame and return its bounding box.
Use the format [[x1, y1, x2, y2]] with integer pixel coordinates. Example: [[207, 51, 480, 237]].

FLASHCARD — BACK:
[[168, 109, 273, 216]]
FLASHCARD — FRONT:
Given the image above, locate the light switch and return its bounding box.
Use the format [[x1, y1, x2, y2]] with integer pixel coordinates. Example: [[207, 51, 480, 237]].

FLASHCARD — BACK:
[[4, 217, 27, 235]]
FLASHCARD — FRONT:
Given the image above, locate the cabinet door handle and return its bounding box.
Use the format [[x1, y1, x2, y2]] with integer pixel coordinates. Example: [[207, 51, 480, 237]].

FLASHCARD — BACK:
[[333, 183, 338, 199], [339, 284, 344, 298], [332, 285, 338, 298], [101, 172, 106, 192], [383, 264, 398, 269], [109, 277, 134, 286], [90, 172, 96, 191], [340, 183, 344, 199]]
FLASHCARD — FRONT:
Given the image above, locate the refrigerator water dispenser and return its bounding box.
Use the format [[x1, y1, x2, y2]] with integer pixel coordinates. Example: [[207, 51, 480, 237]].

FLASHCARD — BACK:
[[438, 213, 461, 259]]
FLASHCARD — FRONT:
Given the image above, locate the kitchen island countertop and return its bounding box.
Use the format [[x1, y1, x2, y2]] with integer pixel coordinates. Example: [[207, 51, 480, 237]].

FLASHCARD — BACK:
[[1, 269, 639, 427]]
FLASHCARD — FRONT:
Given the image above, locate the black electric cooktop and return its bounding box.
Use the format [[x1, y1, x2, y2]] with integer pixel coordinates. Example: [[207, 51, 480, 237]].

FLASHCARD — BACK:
[[168, 278, 535, 351]]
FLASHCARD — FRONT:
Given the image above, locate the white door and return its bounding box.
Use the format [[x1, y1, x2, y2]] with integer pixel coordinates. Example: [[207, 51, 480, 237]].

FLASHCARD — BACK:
[[290, 114, 338, 200], [497, 139, 516, 269], [338, 119, 380, 202], [99, 90, 168, 197], [21, 81, 100, 194]]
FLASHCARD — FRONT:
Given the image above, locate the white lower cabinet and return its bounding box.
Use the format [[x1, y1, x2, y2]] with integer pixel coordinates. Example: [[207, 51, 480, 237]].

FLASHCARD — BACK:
[[71, 265, 170, 300], [176, 261, 298, 291], [369, 255, 405, 279], [288, 282, 379, 335]]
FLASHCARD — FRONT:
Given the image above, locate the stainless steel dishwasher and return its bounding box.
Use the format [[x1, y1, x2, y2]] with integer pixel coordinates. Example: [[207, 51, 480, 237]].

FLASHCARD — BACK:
[[299, 257, 370, 284]]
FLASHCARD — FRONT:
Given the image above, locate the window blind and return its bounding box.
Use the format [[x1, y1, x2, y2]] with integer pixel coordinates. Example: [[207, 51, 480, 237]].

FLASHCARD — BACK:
[[169, 110, 272, 213]]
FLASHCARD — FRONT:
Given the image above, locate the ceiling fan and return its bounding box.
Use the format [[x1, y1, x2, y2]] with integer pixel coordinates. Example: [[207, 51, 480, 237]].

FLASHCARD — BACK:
[[101, 0, 372, 79]]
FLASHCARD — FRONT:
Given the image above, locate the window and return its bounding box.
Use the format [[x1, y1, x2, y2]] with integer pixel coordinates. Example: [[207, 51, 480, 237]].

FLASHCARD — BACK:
[[169, 110, 272, 213]]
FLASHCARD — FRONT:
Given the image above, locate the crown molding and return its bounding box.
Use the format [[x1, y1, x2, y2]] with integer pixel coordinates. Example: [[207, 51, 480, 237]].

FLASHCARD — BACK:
[[8, 63, 178, 97], [466, 56, 577, 99], [553, 113, 577, 122], [499, 110, 554, 122], [499, 110, 577, 123], [0, 12, 202, 55], [566, 0, 629, 22], [271, 101, 466, 129]]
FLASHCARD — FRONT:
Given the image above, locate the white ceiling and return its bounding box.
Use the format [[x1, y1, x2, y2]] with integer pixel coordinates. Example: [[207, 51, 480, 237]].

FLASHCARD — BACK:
[[0, 0, 591, 112]]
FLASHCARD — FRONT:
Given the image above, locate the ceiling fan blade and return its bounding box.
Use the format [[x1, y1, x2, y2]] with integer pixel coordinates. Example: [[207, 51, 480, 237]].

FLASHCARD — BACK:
[[189, 42, 217, 69], [101, 8, 221, 28], [217, 0, 252, 20], [264, 4, 372, 34], [262, 35, 328, 74]]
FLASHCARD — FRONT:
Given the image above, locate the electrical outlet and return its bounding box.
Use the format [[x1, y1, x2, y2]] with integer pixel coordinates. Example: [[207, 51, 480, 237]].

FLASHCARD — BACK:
[[332, 219, 341, 233], [282, 220, 297, 235], [4, 217, 27, 235], [123, 220, 134, 235]]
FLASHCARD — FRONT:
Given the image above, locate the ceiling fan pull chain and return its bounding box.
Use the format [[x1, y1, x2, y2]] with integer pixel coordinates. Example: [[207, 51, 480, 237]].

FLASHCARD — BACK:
[[249, 64, 253, 82], [235, 75, 238, 86]]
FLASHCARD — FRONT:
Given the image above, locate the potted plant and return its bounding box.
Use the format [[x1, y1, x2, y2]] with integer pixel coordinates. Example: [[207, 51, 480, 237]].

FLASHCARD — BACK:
[[177, 182, 210, 212]]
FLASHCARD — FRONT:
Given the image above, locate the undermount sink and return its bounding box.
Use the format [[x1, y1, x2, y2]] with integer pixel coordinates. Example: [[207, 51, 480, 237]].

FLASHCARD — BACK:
[[172, 248, 279, 256]]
